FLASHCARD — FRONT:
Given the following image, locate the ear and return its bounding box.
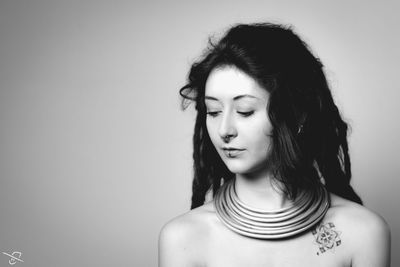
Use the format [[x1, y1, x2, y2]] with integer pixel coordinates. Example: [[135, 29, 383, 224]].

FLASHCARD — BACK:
[[299, 112, 308, 125], [297, 113, 307, 134]]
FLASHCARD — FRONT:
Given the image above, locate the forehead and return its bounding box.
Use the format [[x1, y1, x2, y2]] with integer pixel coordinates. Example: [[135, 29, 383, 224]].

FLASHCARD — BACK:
[[204, 66, 269, 101]]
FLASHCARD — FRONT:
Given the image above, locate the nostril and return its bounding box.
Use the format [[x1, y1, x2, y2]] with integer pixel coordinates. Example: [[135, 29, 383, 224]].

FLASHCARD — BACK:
[[223, 134, 233, 142]]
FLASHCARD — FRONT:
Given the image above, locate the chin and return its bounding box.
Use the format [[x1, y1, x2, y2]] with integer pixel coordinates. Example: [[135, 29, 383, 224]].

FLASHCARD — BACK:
[[224, 160, 268, 176], [224, 161, 253, 175]]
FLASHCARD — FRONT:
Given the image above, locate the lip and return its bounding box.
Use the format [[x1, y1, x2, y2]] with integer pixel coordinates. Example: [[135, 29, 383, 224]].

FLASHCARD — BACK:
[[222, 147, 244, 150], [222, 148, 245, 157]]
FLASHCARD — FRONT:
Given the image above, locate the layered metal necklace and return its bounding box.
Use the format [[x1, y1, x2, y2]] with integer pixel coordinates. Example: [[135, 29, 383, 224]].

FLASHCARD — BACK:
[[214, 178, 330, 239]]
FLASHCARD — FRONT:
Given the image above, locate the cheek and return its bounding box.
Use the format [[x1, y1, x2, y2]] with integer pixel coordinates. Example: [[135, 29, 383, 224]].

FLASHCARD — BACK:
[[250, 131, 271, 150], [244, 122, 272, 153], [246, 114, 272, 139], [206, 120, 218, 144]]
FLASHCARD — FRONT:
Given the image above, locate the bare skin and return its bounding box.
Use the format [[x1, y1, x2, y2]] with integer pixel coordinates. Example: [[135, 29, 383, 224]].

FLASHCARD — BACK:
[[160, 67, 390, 266], [159, 193, 391, 267]]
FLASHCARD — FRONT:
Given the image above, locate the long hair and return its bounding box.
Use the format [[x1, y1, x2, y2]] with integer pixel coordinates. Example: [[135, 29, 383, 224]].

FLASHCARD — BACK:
[[179, 22, 363, 209]]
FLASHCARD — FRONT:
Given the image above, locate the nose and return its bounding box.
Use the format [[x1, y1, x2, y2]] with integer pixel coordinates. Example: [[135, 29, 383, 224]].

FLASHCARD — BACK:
[[218, 112, 237, 142]]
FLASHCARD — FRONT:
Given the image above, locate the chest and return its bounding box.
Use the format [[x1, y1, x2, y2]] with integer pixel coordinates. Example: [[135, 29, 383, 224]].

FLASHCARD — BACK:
[[198, 226, 350, 267]]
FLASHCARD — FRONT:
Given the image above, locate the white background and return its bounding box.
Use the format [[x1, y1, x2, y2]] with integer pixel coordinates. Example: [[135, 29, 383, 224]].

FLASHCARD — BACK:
[[0, 0, 398, 266]]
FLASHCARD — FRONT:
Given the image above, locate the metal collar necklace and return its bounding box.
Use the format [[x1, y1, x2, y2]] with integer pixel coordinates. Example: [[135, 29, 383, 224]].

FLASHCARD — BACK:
[[214, 178, 330, 239]]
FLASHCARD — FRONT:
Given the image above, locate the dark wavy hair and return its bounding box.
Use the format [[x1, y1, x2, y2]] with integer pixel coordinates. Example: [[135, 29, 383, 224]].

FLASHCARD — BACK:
[[179, 22, 362, 209]]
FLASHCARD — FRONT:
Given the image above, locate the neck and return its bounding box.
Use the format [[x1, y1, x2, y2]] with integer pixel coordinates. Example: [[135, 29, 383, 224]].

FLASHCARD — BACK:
[[234, 171, 292, 211]]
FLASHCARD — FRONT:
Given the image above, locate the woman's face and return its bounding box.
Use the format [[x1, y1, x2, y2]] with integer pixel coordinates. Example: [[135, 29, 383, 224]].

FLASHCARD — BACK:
[[205, 66, 272, 176]]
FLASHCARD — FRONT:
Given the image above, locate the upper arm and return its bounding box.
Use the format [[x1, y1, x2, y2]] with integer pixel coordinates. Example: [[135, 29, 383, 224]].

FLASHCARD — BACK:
[[158, 218, 194, 267], [351, 211, 391, 267]]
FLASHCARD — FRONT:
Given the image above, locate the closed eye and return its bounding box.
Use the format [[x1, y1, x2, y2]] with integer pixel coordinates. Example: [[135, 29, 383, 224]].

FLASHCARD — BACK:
[[206, 111, 220, 117], [238, 111, 254, 117]]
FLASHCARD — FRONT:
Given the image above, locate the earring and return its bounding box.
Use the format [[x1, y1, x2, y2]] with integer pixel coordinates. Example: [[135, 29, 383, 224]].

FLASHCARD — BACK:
[[297, 124, 304, 134]]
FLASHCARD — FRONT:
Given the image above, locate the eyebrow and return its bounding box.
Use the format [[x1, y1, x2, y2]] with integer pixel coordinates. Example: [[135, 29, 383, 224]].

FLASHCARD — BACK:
[[204, 94, 260, 101]]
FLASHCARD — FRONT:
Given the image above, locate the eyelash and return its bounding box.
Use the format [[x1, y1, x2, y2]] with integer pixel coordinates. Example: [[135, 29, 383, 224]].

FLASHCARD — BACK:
[[206, 111, 254, 117]]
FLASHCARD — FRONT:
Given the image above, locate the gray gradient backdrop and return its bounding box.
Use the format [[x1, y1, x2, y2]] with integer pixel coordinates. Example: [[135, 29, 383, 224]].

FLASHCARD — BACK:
[[0, 0, 399, 266]]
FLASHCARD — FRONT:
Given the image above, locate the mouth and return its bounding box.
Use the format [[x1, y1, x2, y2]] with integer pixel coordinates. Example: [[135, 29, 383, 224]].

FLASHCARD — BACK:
[[222, 148, 245, 157]]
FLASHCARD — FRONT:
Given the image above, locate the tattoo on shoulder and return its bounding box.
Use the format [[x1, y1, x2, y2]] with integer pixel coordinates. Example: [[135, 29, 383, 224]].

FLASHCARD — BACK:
[[311, 222, 342, 255]]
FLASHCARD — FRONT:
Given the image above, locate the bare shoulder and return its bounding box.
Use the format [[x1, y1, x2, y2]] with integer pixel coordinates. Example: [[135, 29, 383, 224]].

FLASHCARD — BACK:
[[159, 201, 215, 241], [328, 193, 390, 234], [326, 193, 391, 267], [158, 201, 216, 267]]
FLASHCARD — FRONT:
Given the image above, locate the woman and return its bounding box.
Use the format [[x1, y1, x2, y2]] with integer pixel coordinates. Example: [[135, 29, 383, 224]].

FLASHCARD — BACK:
[[159, 22, 391, 267]]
